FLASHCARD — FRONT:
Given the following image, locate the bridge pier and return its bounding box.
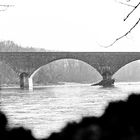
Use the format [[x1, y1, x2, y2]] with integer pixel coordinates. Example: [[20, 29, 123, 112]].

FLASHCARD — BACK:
[[20, 73, 33, 90], [92, 71, 115, 87], [102, 71, 112, 80], [100, 71, 115, 87]]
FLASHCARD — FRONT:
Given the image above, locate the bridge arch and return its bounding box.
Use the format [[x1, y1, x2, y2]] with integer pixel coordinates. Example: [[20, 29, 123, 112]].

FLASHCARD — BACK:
[[29, 58, 102, 89], [29, 56, 103, 76], [30, 58, 102, 77], [113, 60, 140, 82]]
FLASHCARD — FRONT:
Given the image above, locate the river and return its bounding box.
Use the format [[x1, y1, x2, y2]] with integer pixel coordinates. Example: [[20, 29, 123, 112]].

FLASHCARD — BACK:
[[1, 82, 140, 139]]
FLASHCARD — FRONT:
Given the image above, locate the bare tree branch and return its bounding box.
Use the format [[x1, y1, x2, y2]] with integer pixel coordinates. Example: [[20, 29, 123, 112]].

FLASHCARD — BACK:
[[124, 2, 140, 21], [117, 1, 135, 7], [99, 1, 140, 48], [100, 18, 140, 48], [0, 4, 14, 12], [0, 5, 14, 7]]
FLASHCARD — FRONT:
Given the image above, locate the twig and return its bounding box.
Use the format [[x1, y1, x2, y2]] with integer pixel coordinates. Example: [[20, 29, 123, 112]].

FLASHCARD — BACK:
[[118, 1, 135, 7], [100, 18, 140, 48], [0, 5, 14, 7], [124, 2, 140, 21]]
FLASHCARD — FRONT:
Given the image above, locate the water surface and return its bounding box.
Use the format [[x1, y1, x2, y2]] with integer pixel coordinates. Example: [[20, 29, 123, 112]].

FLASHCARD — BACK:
[[1, 82, 140, 139]]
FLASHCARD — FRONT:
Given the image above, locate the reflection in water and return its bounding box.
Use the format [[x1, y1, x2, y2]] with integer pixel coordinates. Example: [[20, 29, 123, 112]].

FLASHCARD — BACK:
[[1, 83, 140, 138]]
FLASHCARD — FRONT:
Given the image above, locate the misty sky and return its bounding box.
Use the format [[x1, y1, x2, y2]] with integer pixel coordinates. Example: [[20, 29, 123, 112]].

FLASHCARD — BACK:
[[0, 0, 140, 51]]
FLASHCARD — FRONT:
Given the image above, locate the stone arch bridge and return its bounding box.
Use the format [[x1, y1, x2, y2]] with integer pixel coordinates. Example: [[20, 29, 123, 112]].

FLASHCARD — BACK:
[[0, 52, 140, 89]]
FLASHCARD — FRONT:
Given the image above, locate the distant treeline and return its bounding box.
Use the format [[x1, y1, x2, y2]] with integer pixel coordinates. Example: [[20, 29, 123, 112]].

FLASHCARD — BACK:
[[0, 40, 46, 52]]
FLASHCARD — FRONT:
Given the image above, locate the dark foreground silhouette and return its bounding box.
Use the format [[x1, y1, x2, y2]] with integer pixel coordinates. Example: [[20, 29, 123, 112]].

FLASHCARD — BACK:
[[1, 93, 140, 140]]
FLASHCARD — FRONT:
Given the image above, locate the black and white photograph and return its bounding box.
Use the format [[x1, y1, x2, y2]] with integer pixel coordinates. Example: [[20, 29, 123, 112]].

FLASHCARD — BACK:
[[0, 0, 140, 140]]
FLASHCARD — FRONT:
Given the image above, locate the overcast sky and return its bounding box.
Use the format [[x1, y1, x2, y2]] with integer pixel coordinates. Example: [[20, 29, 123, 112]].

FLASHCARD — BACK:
[[0, 0, 140, 51]]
